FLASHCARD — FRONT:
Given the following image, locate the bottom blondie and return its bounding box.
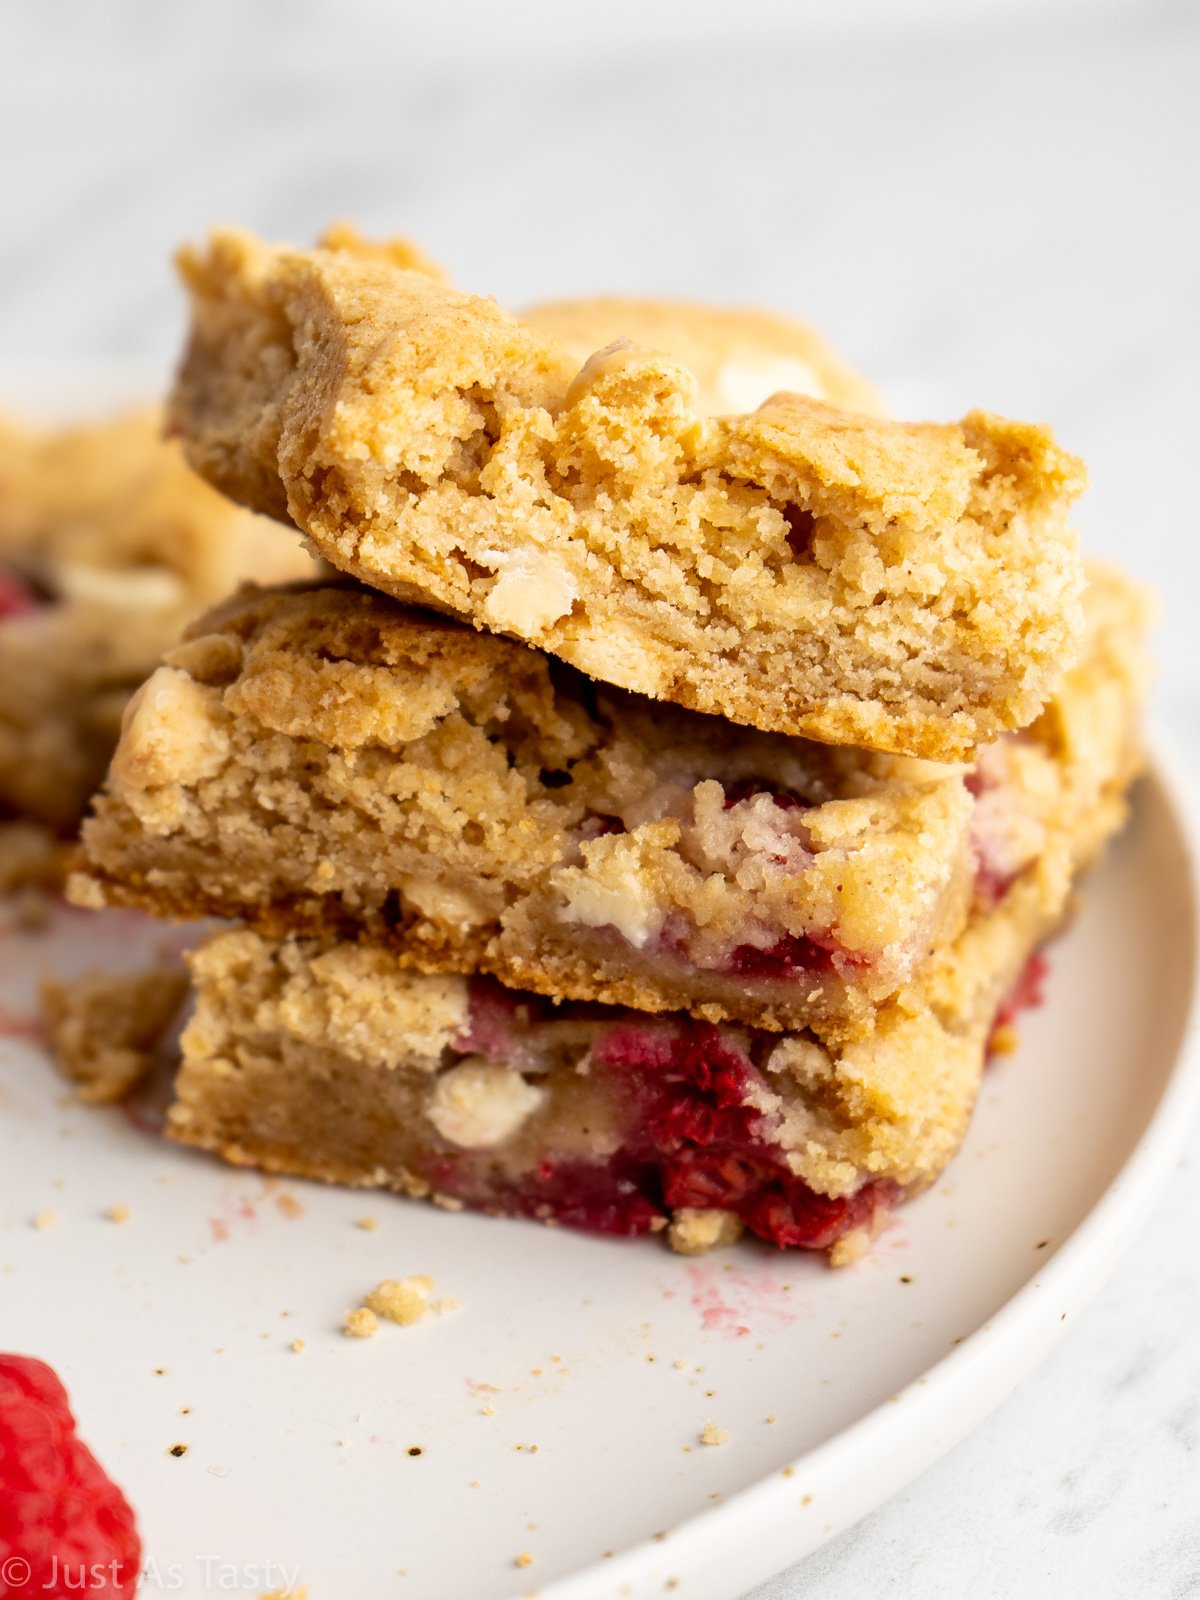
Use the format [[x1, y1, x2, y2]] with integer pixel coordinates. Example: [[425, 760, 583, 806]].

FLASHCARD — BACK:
[[168, 778, 1115, 1256]]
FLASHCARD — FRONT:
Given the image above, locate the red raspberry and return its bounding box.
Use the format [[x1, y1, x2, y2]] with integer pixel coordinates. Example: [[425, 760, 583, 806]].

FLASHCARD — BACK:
[[0, 1354, 141, 1599], [726, 930, 838, 979]]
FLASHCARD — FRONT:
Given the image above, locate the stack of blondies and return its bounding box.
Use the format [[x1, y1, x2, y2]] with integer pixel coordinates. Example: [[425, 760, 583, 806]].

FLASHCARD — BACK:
[[69, 231, 1150, 1261]]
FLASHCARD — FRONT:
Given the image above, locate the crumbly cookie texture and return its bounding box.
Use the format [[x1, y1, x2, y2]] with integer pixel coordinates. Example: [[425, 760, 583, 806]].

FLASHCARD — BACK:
[[360, 1276, 457, 1325], [342, 1306, 378, 1338], [72, 565, 1147, 1034], [342, 1280, 448, 1337], [169, 230, 1087, 760], [520, 297, 883, 418], [0, 408, 317, 845], [40, 964, 189, 1103], [667, 1208, 744, 1254]]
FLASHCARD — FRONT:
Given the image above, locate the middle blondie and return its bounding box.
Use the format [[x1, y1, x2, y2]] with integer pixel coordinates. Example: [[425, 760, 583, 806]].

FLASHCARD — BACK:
[[73, 567, 1144, 1036]]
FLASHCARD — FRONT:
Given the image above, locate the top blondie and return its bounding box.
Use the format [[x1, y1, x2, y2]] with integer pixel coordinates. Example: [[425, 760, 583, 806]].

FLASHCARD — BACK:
[[169, 229, 1087, 761]]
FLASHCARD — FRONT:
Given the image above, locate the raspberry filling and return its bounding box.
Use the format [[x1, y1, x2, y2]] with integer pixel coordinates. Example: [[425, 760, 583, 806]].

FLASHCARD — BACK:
[[715, 780, 858, 983], [990, 951, 1049, 1041], [973, 857, 1020, 912], [455, 977, 562, 1058], [567, 774, 893, 991], [598, 1023, 890, 1247], [725, 931, 843, 980], [965, 759, 1027, 910], [431, 1009, 891, 1251], [0, 567, 40, 621]]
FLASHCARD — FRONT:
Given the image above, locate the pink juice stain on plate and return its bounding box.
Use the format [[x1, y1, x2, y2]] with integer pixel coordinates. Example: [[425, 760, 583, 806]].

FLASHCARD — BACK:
[[684, 1263, 798, 1339]]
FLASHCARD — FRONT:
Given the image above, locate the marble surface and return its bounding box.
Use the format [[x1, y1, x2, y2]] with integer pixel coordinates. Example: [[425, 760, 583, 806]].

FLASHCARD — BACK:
[[1, 2, 1197, 1595]]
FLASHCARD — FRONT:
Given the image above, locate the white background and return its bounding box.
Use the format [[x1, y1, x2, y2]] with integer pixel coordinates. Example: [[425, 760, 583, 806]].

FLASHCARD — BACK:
[[1, 3, 1197, 1595]]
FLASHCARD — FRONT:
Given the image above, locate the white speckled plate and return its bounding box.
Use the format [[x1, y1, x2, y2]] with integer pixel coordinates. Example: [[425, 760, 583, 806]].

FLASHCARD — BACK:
[[1, 763, 1196, 1600]]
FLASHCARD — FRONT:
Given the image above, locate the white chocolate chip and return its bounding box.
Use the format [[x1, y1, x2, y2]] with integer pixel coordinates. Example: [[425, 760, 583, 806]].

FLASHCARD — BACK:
[[110, 666, 229, 790], [556, 623, 670, 698], [56, 562, 187, 611], [557, 852, 662, 948], [398, 874, 493, 933], [564, 338, 700, 413], [714, 355, 826, 414], [480, 550, 578, 635], [427, 1060, 545, 1150]]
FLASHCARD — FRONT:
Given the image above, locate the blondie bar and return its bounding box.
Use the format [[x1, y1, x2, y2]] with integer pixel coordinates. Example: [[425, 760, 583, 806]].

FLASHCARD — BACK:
[[72, 566, 1147, 1033], [169, 230, 1086, 760], [0, 408, 317, 884]]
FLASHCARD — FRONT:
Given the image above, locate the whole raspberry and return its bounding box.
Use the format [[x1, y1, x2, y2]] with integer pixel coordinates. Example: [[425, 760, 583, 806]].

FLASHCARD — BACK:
[[0, 1354, 141, 1599]]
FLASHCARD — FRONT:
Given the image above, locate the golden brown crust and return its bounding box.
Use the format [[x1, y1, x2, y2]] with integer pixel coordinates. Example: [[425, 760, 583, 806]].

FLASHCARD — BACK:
[[169, 231, 1087, 760], [315, 222, 448, 282]]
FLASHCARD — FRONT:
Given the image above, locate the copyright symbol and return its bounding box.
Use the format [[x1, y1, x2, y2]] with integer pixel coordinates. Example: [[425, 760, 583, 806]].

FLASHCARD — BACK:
[[1, 1556, 31, 1588]]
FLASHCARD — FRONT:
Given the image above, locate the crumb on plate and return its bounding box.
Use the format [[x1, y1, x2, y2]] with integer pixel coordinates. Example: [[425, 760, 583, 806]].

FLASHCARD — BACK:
[[359, 1274, 459, 1327]]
